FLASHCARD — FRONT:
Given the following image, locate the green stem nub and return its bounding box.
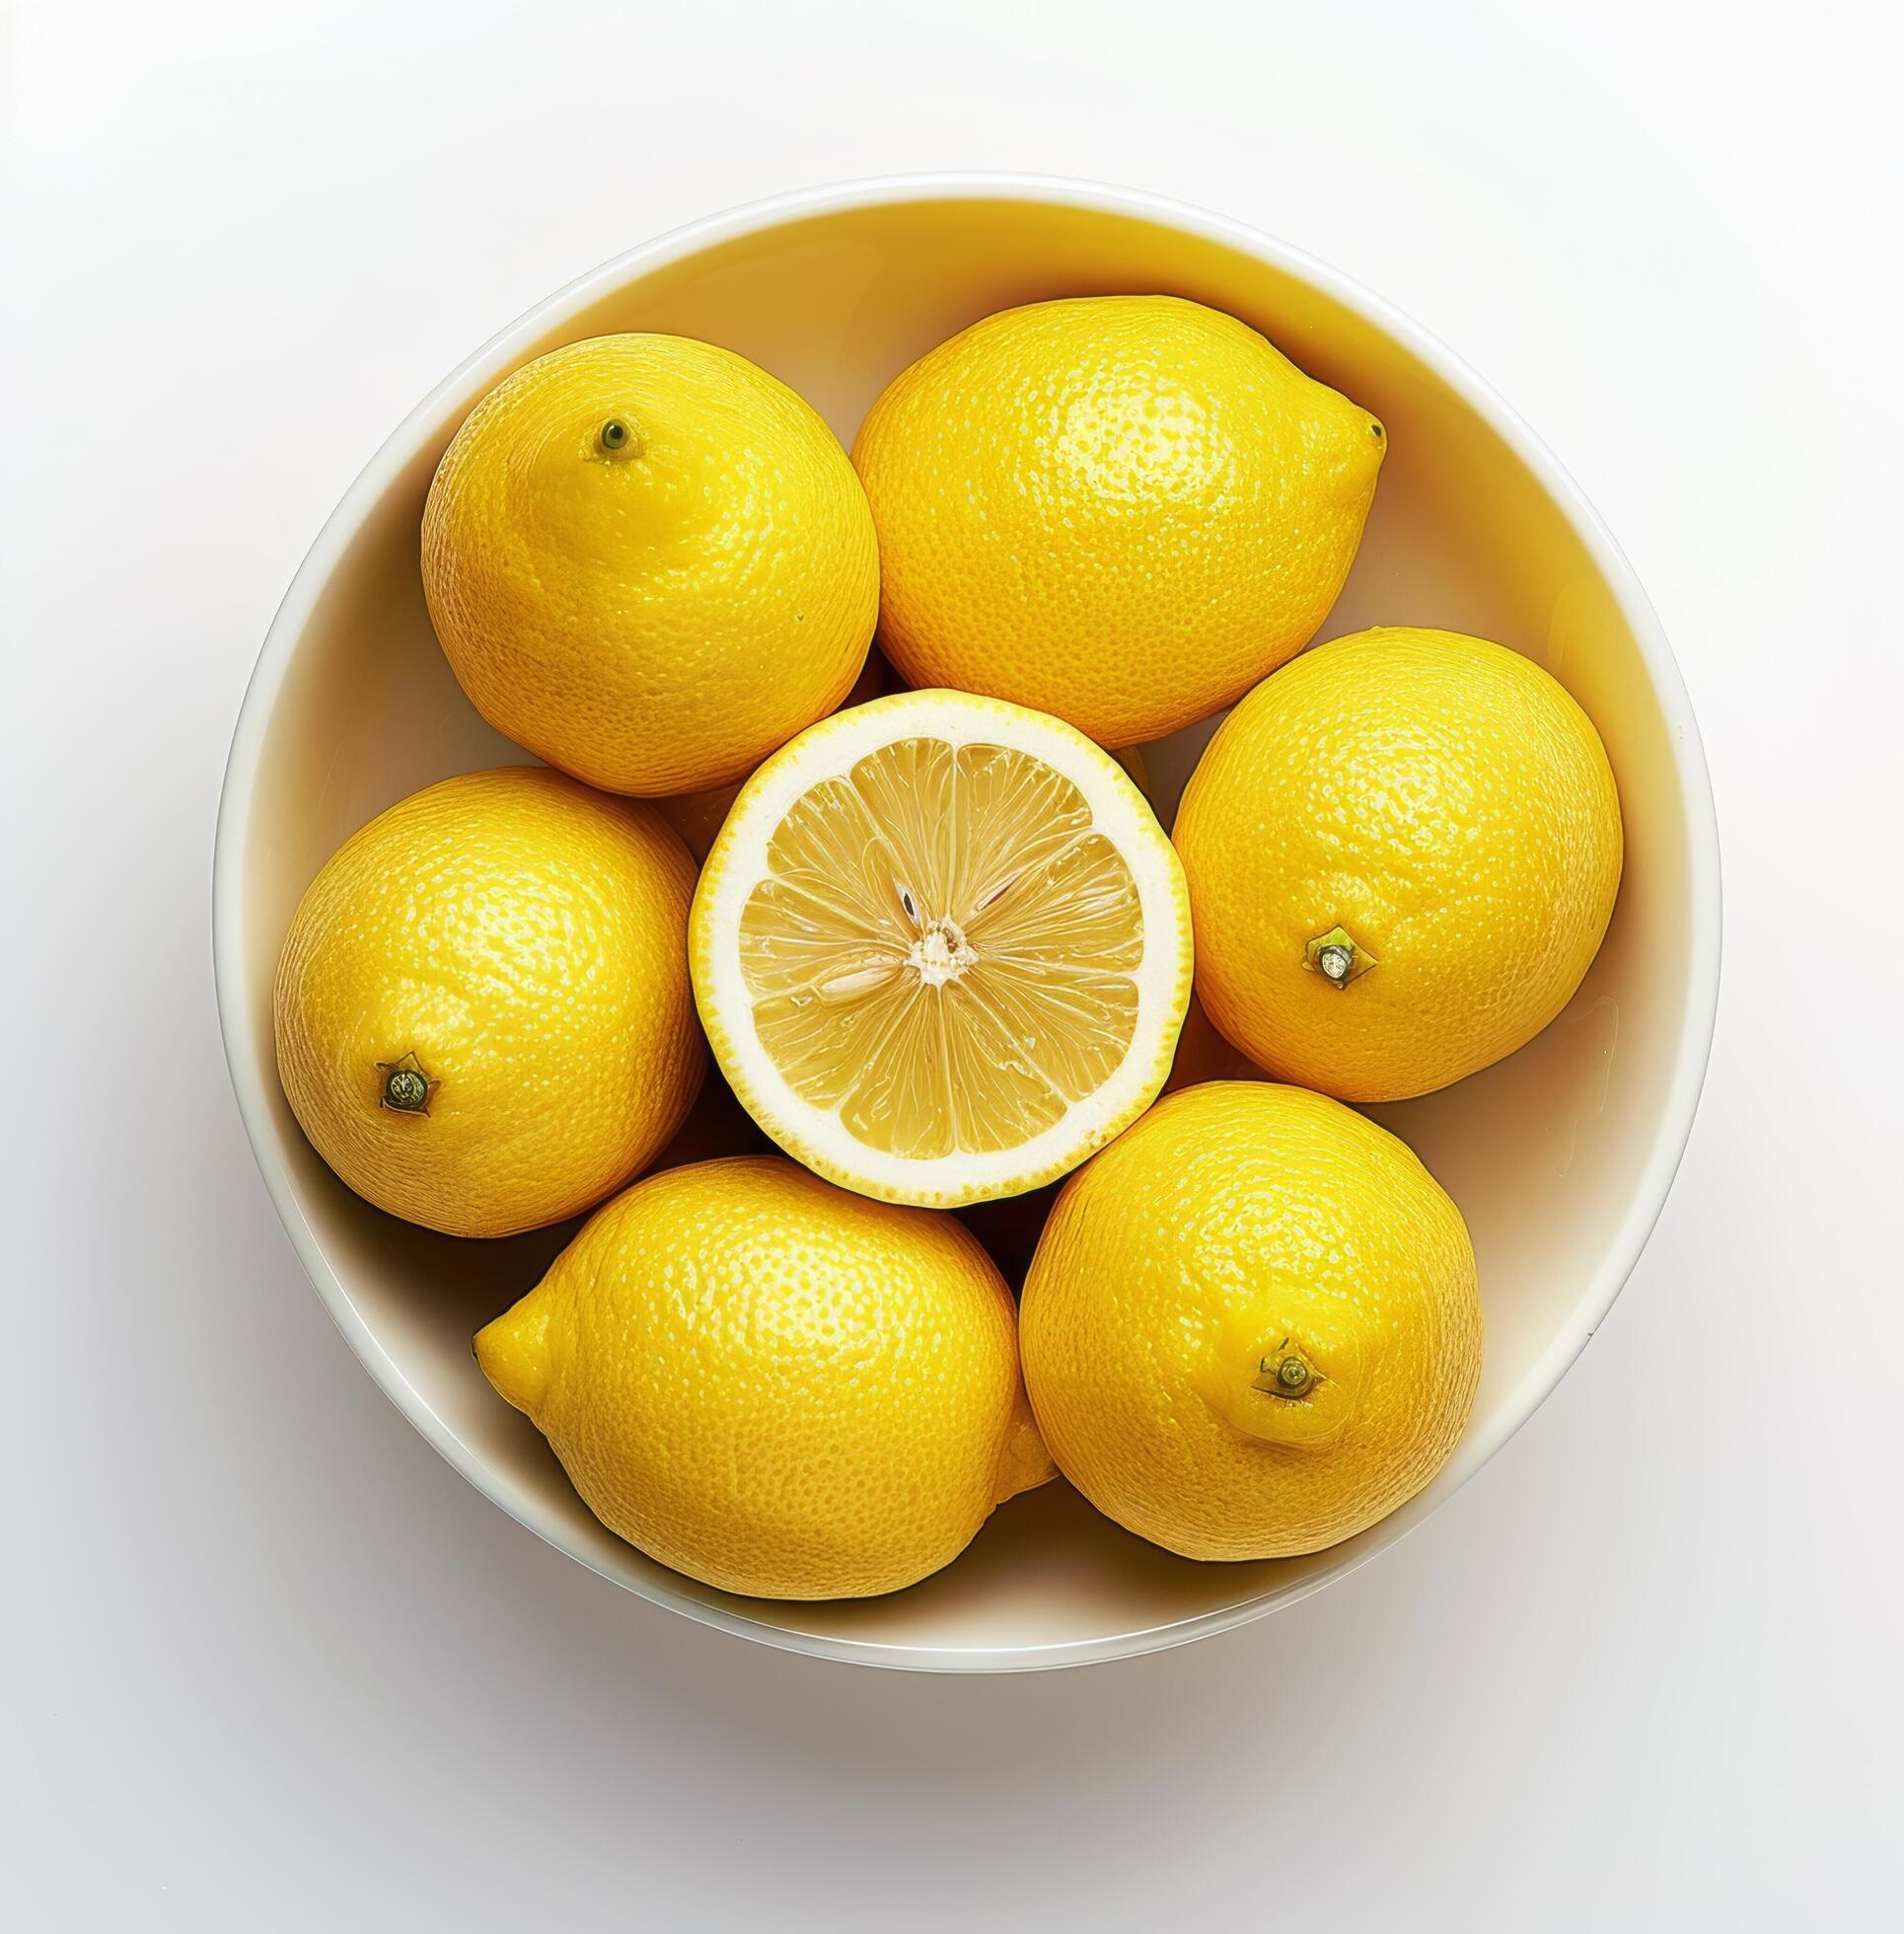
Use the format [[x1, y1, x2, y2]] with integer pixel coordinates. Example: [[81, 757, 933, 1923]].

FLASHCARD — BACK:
[[599, 417, 642, 457], [378, 1051, 434, 1115], [386, 1069, 427, 1110], [1253, 1349, 1315, 1399]]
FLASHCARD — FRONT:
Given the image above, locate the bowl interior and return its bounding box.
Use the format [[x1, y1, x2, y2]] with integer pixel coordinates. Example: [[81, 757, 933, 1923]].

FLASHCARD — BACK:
[[221, 186, 1710, 1667]]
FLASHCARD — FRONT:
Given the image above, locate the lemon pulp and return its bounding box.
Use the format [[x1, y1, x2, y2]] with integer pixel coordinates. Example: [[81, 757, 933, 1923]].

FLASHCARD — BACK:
[[738, 735, 1143, 1160]]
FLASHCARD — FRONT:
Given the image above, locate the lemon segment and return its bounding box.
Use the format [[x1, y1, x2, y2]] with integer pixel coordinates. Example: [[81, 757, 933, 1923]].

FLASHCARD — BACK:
[[692, 690, 1193, 1206]]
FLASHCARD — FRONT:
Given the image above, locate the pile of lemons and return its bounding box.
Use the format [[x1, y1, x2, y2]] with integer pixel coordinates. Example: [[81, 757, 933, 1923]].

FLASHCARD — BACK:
[[275, 297, 1620, 1599]]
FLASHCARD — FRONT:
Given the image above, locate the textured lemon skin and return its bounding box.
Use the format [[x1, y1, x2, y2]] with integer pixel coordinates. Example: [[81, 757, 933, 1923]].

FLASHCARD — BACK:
[[274, 768, 703, 1238], [1175, 628, 1623, 1103], [476, 1156, 1054, 1600], [423, 335, 879, 796], [851, 296, 1384, 748], [1021, 1082, 1481, 1561]]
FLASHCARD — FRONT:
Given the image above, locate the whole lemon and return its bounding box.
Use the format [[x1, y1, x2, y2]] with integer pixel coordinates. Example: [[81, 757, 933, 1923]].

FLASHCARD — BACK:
[[476, 1156, 1054, 1599], [423, 335, 878, 795], [1174, 628, 1623, 1102], [1020, 1082, 1482, 1561], [274, 767, 703, 1237], [851, 295, 1384, 747]]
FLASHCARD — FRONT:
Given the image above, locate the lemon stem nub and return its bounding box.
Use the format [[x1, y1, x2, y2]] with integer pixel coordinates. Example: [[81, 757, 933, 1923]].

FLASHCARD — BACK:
[[378, 1051, 435, 1114], [598, 417, 641, 457], [1303, 925, 1377, 988], [1255, 1353, 1314, 1398]]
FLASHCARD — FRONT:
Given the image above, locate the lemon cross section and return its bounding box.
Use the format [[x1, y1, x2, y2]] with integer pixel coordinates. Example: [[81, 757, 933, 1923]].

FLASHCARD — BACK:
[[691, 689, 1194, 1208]]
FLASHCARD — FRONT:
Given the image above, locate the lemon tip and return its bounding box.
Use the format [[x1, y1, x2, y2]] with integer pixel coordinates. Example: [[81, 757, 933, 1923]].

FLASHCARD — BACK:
[[475, 1291, 553, 1421]]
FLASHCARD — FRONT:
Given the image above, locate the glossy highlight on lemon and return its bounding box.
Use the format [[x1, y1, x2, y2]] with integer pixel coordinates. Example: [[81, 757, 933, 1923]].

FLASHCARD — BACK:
[[476, 1156, 1054, 1599], [690, 689, 1194, 1207], [1174, 627, 1623, 1102], [852, 294, 1384, 747], [423, 333, 878, 796], [1021, 1081, 1482, 1560], [273, 767, 703, 1237]]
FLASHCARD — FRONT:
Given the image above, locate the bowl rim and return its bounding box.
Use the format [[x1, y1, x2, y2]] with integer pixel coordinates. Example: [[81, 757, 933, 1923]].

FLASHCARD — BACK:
[[212, 171, 1722, 1673]]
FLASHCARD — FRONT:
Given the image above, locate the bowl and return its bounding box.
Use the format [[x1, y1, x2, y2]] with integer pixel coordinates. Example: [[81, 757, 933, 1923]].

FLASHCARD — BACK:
[[214, 175, 1721, 1672]]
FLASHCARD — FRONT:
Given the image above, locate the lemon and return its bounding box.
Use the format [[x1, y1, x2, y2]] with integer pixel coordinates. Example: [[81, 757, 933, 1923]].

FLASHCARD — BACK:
[[1174, 628, 1623, 1102], [1021, 1081, 1482, 1561], [851, 295, 1384, 748], [690, 689, 1194, 1207], [274, 767, 703, 1237], [476, 1155, 1053, 1599], [423, 334, 878, 796]]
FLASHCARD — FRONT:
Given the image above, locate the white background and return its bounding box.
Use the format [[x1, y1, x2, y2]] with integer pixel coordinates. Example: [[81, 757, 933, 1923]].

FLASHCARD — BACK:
[[5, 2, 1900, 1925]]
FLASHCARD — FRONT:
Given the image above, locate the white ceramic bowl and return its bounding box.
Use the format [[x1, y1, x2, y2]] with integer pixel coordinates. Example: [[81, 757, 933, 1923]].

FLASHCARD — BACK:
[[214, 176, 1720, 1672]]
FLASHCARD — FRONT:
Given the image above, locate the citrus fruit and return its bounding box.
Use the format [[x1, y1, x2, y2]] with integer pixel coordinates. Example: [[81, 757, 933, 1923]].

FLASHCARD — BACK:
[[690, 688, 1194, 1207], [423, 334, 878, 795], [1021, 1081, 1482, 1561], [1174, 627, 1623, 1102], [273, 767, 703, 1237], [851, 294, 1384, 747], [476, 1155, 1054, 1599]]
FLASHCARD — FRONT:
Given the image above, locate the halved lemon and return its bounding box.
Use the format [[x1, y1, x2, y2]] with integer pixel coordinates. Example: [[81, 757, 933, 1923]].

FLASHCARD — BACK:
[[691, 689, 1193, 1206]]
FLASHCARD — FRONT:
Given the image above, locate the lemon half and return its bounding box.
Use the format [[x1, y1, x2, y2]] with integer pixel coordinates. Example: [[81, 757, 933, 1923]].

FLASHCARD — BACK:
[[691, 690, 1193, 1207]]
